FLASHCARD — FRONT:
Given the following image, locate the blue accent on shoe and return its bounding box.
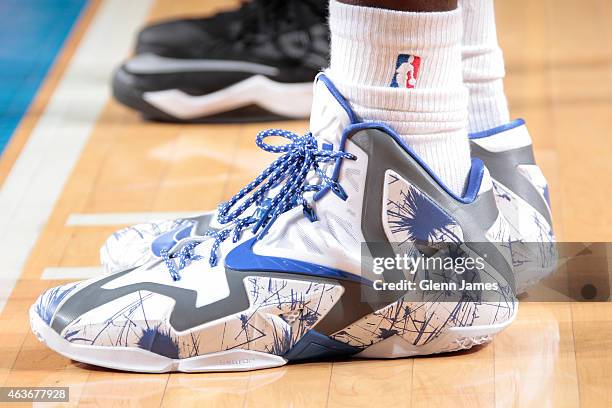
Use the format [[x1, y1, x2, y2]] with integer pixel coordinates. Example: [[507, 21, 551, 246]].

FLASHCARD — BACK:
[[151, 223, 194, 257], [388, 182, 462, 243], [317, 74, 359, 124], [225, 238, 372, 286], [314, 121, 485, 204], [136, 326, 180, 359], [174, 224, 192, 241], [284, 330, 360, 362], [468, 119, 525, 139]]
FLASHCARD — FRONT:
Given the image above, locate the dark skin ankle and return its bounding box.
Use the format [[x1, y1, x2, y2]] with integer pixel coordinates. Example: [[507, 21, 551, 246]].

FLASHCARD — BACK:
[[337, 0, 458, 12]]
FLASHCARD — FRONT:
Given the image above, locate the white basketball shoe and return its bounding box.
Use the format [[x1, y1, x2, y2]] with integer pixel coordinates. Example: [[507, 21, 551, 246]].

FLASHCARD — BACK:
[[33, 74, 518, 372]]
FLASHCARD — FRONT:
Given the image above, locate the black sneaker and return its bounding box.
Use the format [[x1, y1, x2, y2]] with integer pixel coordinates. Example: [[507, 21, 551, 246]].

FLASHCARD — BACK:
[[134, 0, 276, 59], [113, 0, 329, 123]]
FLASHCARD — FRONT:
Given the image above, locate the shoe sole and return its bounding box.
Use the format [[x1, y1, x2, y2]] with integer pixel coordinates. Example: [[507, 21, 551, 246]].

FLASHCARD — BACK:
[[112, 67, 312, 123], [356, 306, 518, 358], [30, 299, 517, 373]]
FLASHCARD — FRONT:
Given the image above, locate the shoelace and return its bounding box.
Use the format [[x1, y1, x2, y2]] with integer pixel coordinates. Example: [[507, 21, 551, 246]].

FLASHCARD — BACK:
[[160, 128, 355, 279], [160, 241, 203, 281], [204, 128, 356, 267]]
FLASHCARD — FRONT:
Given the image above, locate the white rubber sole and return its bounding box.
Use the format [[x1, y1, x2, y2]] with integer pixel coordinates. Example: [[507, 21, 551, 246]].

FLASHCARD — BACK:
[[356, 303, 518, 358], [31, 300, 517, 372], [142, 75, 313, 120], [29, 306, 287, 373]]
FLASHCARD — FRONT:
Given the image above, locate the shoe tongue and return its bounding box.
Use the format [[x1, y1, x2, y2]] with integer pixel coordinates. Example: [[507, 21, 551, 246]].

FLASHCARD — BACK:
[[309, 74, 355, 149]]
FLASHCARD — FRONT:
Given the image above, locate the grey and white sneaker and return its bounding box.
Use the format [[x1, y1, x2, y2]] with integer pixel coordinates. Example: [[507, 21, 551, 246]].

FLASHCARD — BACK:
[[33, 74, 517, 372]]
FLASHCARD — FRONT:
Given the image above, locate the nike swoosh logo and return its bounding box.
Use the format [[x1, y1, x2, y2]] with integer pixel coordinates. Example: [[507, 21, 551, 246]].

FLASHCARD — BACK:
[[150, 223, 193, 257], [225, 238, 371, 285]]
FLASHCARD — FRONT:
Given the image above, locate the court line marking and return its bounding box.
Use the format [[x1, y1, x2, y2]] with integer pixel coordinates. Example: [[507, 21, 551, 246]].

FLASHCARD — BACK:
[[0, 0, 154, 313], [42, 267, 105, 280], [66, 211, 203, 226]]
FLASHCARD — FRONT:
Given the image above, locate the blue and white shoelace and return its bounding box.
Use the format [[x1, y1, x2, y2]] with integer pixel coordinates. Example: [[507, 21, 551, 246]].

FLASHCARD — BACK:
[[162, 128, 355, 280]]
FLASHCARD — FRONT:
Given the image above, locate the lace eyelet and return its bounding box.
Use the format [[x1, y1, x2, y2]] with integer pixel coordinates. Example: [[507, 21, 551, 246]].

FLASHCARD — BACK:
[[201, 128, 355, 268]]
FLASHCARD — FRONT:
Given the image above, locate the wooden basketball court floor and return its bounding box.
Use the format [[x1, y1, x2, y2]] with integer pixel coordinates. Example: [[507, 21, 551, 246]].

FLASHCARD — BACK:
[[0, 0, 611, 406]]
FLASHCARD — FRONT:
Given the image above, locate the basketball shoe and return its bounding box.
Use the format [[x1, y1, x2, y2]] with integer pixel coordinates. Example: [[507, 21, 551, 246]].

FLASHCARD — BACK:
[[113, 0, 328, 122], [32, 74, 517, 372], [469, 121, 556, 292], [100, 123, 555, 293]]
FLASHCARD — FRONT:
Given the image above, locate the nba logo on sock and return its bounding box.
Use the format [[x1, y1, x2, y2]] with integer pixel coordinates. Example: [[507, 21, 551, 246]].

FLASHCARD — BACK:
[[390, 54, 421, 89]]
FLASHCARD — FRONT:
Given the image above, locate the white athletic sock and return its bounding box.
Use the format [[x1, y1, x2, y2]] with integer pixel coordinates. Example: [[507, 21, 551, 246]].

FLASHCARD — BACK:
[[461, 0, 510, 133], [327, 0, 471, 196]]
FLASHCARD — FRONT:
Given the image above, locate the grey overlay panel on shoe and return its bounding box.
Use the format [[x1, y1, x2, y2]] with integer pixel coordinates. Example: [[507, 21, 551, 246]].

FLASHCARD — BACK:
[[470, 142, 552, 225]]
